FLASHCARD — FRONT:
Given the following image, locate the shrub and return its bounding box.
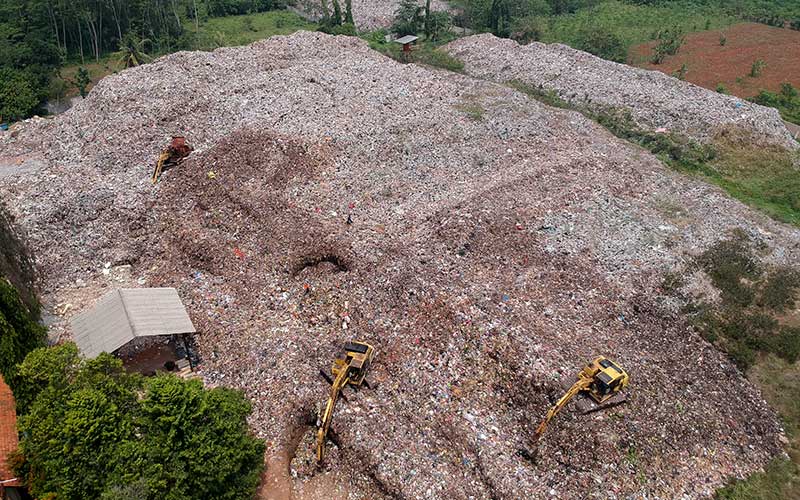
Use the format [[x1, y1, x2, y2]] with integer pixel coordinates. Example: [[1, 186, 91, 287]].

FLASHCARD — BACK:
[[750, 83, 800, 125], [75, 67, 91, 98], [673, 63, 688, 80], [716, 83, 728, 94], [768, 327, 800, 364], [322, 22, 357, 36], [576, 27, 627, 62], [758, 267, 800, 312], [507, 80, 570, 108], [679, 232, 800, 370], [511, 15, 548, 44], [650, 26, 684, 64], [750, 59, 766, 78], [697, 231, 761, 307], [781, 83, 798, 100]]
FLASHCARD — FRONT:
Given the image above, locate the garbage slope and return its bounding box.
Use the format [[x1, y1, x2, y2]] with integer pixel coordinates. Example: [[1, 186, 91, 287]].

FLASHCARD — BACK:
[[445, 34, 798, 150], [0, 32, 797, 499]]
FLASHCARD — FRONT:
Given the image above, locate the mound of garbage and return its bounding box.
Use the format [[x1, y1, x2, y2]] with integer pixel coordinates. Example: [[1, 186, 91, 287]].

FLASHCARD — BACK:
[[1, 31, 798, 498], [445, 34, 799, 150]]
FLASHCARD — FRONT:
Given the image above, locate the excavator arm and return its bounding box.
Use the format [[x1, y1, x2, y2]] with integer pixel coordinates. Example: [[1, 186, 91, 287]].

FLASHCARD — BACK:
[[315, 341, 375, 462], [532, 377, 593, 445], [316, 366, 350, 461]]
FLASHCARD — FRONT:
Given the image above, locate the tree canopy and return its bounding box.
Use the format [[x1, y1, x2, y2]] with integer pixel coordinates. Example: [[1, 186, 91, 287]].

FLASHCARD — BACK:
[[0, 278, 46, 393], [14, 343, 265, 500]]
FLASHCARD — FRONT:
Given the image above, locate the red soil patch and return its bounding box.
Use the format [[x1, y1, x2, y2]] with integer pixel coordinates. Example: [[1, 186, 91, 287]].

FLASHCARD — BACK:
[[630, 22, 800, 99], [0, 375, 20, 487]]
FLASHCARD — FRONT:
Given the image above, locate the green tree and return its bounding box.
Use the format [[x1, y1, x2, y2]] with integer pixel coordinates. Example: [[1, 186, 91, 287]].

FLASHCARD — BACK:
[[650, 27, 684, 64], [424, 0, 432, 37], [490, 0, 512, 37], [345, 0, 354, 25], [392, 0, 424, 36], [0, 278, 46, 393], [511, 15, 548, 43], [332, 0, 343, 25], [426, 11, 452, 41], [115, 34, 152, 69], [0, 68, 39, 122], [120, 376, 265, 499], [14, 343, 266, 500], [75, 67, 91, 98]]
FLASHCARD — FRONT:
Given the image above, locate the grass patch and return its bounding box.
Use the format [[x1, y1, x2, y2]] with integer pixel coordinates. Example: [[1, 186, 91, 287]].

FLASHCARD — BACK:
[[365, 30, 464, 73], [716, 457, 799, 500], [194, 10, 315, 49], [657, 228, 800, 498], [507, 80, 571, 109], [454, 102, 485, 121], [715, 355, 800, 500], [704, 130, 800, 226], [509, 78, 800, 227], [750, 85, 800, 127], [541, 0, 738, 54], [686, 230, 800, 370]]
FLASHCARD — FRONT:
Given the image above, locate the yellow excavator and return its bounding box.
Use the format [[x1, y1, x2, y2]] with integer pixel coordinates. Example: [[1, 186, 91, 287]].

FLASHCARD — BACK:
[[316, 341, 375, 462], [531, 356, 630, 446]]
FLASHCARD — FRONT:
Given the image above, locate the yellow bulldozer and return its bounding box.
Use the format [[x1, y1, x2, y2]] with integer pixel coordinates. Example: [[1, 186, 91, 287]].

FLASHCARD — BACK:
[[316, 341, 375, 462], [531, 356, 630, 446]]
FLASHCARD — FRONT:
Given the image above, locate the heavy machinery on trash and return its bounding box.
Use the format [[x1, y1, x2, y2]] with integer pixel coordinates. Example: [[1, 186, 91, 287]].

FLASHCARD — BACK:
[[316, 341, 375, 461], [531, 356, 630, 446], [152, 136, 193, 184]]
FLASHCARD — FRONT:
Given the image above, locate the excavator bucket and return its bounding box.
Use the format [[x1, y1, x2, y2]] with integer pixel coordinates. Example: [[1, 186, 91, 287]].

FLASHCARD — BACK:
[[316, 341, 375, 462]]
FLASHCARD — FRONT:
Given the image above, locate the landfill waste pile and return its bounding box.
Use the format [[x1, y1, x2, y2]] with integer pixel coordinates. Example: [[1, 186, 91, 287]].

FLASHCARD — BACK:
[[296, 0, 450, 30], [446, 34, 799, 150], [1, 31, 799, 498]]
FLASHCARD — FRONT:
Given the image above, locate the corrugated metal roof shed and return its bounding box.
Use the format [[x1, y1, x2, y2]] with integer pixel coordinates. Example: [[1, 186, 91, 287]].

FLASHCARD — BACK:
[[394, 35, 419, 45], [70, 288, 196, 359]]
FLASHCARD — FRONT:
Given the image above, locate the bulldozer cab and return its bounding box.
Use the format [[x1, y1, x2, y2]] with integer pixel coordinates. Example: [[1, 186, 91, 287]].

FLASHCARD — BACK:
[[584, 356, 629, 403], [336, 342, 374, 385]]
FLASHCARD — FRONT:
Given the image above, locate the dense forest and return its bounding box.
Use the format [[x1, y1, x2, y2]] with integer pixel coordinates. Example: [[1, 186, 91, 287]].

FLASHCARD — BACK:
[[0, 0, 290, 121], [2, 0, 799, 122]]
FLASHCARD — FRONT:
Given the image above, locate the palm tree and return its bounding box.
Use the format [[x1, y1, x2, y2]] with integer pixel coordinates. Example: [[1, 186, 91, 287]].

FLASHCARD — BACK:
[[115, 34, 152, 69]]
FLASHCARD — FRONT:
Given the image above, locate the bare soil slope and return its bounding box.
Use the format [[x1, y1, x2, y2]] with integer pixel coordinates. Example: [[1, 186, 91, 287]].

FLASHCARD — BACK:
[[1, 32, 799, 499], [631, 23, 800, 99]]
